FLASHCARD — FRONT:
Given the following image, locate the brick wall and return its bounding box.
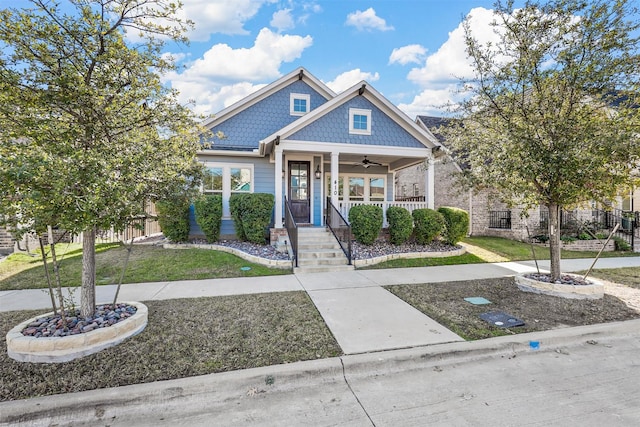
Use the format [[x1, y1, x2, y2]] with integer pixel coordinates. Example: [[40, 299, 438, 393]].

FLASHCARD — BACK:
[[468, 190, 540, 241], [433, 161, 469, 211], [0, 227, 14, 255], [394, 164, 425, 198]]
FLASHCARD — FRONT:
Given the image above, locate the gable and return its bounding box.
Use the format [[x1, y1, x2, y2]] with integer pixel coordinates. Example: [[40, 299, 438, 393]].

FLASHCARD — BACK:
[[288, 96, 425, 149], [203, 80, 329, 151]]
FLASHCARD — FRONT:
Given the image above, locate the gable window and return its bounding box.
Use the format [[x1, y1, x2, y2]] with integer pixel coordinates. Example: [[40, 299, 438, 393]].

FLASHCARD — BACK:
[[290, 93, 310, 116], [349, 108, 371, 135]]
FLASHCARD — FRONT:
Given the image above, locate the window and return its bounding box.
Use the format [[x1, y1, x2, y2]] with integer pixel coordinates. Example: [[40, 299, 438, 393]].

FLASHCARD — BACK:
[[489, 210, 512, 229], [370, 178, 384, 201], [203, 167, 223, 193], [413, 183, 420, 197], [203, 164, 253, 218], [349, 177, 365, 201], [327, 174, 385, 202], [290, 93, 310, 116], [230, 167, 251, 192], [349, 108, 371, 135]]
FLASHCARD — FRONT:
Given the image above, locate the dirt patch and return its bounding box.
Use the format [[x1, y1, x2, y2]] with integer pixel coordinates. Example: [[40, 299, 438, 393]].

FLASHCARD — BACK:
[[386, 277, 640, 340]]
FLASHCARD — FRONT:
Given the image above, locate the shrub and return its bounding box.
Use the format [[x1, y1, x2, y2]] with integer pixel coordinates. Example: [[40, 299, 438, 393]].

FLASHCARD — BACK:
[[194, 194, 223, 243], [230, 193, 274, 244], [437, 206, 469, 245], [386, 206, 413, 245], [156, 197, 191, 243], [613, 236, 631, 251], [349, 204, 383, 245], [412, 208, 445, 245]]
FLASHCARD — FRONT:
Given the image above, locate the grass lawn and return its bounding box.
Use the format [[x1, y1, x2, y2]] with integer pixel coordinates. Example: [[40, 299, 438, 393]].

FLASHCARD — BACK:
[[0, 243, 290, 291], [361, 252, 485, 269], [463, 236, 639, 261], [583, 267, 640, 289], [0, 292, 341, 401]]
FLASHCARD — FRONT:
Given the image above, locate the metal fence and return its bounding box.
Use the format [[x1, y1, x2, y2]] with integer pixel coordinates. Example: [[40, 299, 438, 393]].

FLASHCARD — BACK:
[[489, 210, 512, 229]]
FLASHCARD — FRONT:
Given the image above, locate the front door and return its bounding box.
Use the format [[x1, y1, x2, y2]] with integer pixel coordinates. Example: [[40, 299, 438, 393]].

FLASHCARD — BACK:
[[289, 161, 310, 223]]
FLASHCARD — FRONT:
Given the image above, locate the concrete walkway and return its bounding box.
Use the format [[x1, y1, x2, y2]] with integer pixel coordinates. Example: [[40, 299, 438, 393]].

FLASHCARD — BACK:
[[2, 257, 640, 355]]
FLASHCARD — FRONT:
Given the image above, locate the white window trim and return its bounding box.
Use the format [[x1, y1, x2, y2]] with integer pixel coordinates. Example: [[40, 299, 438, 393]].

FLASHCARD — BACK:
[[349, 108, 371, 135], [203, 163, 254, 219], [326, 173, 386, 202], [290, 93, 310, 116]]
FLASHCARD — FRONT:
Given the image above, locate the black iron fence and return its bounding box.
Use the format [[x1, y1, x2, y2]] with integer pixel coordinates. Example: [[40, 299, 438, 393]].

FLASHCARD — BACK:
[[489, 210, 512, 229], [326, 197, 352, 264], [284, 197, 298, 267]]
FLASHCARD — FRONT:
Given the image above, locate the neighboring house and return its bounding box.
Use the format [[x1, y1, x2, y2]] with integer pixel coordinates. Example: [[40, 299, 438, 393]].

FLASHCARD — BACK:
[[396, 115, 639, 248], [0, 227, 13, 255], [195, 67, 442, 243]]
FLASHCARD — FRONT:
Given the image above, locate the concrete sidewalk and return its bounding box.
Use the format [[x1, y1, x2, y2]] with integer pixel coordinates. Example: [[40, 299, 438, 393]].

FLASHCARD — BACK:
[[2, 256, 639, 356]]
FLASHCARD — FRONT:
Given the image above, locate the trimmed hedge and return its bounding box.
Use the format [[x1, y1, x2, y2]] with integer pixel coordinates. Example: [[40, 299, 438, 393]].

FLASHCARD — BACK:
[[437, 206, 469, 245], [229, 193, 275, 244], [194, 194, 223, 243], [156, 197, 191, 243], [412, 208, 445, 245], [386, 206, 413, 245], [349, 204, 383, 245]]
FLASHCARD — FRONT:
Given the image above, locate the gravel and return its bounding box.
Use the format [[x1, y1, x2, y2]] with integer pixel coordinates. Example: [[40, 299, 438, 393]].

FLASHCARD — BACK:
[[525, 273, 592, 286], [20, 303, 137, 337]]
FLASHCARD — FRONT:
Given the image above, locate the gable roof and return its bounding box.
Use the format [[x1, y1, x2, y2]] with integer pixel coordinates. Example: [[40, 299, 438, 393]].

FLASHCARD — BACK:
[[259, 81, 442, 156], [201, 67, 335, 129]]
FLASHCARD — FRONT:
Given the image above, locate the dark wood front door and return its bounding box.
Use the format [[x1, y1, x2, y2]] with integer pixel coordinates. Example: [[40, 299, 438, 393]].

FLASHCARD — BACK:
[[289, 161, 310, 223]]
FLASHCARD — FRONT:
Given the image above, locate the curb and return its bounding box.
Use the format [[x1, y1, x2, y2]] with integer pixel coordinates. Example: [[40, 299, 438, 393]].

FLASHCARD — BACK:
[[163, 243, 293, 269], [353, 247, 466, 268], [3, 318, 639, 426]]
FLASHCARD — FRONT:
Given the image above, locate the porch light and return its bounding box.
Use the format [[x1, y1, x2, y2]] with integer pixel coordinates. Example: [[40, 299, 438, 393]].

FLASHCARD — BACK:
[[314, 164, 321, 179]]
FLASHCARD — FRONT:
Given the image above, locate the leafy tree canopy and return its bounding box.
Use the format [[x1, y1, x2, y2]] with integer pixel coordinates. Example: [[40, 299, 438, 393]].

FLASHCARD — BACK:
[[445, 0, 640, 279]]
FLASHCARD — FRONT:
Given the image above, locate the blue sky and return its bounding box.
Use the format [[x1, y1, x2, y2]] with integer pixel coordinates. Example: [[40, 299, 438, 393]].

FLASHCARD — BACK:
[[162, 0, 524, 118]]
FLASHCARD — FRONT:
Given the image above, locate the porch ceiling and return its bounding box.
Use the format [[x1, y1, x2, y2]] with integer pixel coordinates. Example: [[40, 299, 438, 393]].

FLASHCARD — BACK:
[[317, 152, 426, 171]]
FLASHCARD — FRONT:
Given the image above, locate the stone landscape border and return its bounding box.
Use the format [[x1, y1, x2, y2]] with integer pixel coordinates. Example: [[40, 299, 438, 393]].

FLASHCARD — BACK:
[[353, 247, 466, 268], [515, 274, 604, 300], [6, 301, 148, 363], [163, 243, 292, 269]]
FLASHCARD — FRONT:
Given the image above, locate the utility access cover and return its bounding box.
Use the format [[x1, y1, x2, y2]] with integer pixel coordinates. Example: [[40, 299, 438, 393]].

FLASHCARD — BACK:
[[479, 311, 524, 328], [464, 297, 491, 305]]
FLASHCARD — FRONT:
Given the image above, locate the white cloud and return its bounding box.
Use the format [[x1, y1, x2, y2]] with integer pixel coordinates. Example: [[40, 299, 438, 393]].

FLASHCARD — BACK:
[[407, 7, 502, 87], [271, 9, 295, 32], [178, 0, 278, 42], [399, 7, 505, 117], [324, 69, 380, 93], [166, 28, 312, 116], [345, 8, 394, 32], [389, 44, 427, 66]]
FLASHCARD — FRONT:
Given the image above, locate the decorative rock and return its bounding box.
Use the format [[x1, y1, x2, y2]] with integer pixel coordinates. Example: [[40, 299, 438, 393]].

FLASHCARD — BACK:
[[515, 273, 604, 300]]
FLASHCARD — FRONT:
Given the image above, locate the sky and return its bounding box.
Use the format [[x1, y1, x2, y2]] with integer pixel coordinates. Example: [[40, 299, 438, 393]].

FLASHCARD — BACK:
[[160, 0, 524, 119]]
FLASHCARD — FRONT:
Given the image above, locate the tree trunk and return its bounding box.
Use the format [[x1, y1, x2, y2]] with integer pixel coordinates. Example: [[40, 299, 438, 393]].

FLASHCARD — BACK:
[[547, 203, 562, 282], [81, 227, 96, 318]]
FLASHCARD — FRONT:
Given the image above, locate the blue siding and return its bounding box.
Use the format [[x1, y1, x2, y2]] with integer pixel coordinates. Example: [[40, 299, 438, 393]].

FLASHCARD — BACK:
[[289, 97, 425, 148], [191, 156, 276, 239], [203, 80, 329, 149]]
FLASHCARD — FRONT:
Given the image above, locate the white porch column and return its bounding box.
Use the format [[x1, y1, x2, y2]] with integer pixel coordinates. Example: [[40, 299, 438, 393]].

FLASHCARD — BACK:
[[274, 147, 283, 228], [330, 152, 339, 207], [427, 156, 435, 209]]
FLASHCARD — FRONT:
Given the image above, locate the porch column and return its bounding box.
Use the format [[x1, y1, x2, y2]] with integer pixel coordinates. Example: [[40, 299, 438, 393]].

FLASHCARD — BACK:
[[427, 156, 435, 209], [274, 146, 283, 228], [330, 152, 339, 207]]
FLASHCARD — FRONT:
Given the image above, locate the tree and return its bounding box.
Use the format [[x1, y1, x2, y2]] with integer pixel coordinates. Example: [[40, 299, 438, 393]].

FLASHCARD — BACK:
[[0, 0, 204, 317], [446, 0, 640, 281]]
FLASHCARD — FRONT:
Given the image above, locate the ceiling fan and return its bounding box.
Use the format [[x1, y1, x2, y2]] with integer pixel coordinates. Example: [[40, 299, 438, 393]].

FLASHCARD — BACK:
[[356, 156, 382, 168]]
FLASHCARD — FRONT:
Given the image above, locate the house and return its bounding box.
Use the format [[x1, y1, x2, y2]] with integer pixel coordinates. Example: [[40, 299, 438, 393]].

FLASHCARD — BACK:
[[194, 67, 442, 245], [396, 115, 639, 250]]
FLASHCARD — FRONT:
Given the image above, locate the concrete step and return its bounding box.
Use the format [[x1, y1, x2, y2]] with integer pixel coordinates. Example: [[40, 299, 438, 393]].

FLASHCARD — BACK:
[[298, 249, 343, 259], [297, 257, 348, 267], [298, 242, 342, 250], [294, 264, 355, 274]]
